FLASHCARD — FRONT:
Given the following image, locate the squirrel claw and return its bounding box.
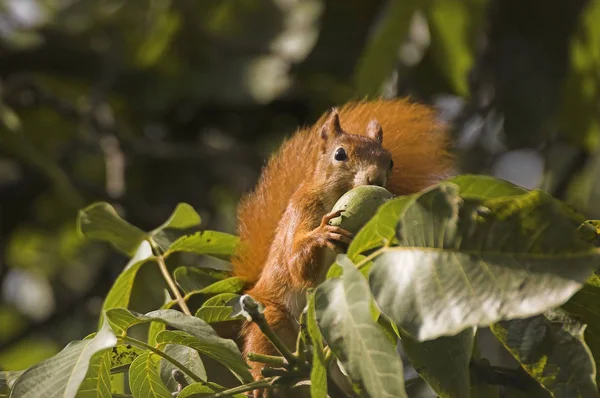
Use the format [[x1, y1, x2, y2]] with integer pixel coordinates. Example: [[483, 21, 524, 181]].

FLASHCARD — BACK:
[[320, 209, 344, 227], [325, 225, 353, 244], [314, 215, 354, 252]]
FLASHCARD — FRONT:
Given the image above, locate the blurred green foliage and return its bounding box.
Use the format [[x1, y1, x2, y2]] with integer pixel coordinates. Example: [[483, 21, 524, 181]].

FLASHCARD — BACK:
[[0, 0, 599, 383]]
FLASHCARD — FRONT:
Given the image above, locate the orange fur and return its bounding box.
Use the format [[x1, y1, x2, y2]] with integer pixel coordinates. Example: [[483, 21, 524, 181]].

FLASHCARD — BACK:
[[232, 98, 454, 285], [232, 99, 454, 395]]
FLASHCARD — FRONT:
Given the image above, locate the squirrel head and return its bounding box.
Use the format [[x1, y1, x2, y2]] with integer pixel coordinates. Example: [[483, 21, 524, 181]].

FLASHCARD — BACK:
[[316, 108, 393, 200]]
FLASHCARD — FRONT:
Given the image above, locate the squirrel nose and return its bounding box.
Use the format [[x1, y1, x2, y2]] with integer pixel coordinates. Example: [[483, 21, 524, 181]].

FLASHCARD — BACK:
[[367, 174, 385, 187]]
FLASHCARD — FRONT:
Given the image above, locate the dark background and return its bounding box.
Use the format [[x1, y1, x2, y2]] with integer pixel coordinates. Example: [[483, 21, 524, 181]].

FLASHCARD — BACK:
[[0, 0, 599, 371]]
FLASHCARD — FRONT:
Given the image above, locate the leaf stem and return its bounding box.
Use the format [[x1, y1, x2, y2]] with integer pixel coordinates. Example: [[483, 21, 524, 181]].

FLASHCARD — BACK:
[[119, 336, 204, 384], [247, 352, 287, 367], [110, 363, 130, 374], [205, 377, 278, 397], [355, 247, 385, 270], [252, 312, 298, 366], [149, 239, 191, 315]]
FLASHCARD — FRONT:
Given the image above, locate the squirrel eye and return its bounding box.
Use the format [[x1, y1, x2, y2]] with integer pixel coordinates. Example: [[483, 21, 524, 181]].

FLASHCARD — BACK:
[[334, 148, 348, 162], [389, 159, 394, 170]]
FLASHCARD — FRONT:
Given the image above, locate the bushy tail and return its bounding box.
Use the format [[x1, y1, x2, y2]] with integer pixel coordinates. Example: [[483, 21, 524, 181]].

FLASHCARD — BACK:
[[232, 98, 454, 285]]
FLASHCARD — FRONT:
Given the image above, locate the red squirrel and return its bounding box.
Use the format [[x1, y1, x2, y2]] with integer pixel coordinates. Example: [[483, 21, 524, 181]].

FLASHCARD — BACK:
[[232, 98, 454, 385]]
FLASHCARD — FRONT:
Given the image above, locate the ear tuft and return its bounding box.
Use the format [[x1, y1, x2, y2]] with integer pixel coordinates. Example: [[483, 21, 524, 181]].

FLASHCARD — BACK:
[[366, 119, 383, 144], [320, 108, 343, 140]]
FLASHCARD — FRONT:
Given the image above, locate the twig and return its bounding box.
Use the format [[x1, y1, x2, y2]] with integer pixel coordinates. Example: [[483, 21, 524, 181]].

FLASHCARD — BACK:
[[247, 353, 287, 368], [243, 298, 298, 366], [150, 239, 191, 316], [205, 377, 278, 398], [119, 336, 204, 384]]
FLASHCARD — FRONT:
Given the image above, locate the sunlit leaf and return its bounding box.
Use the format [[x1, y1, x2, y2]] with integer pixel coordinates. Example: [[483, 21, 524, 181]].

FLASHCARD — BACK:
[[75, 351, 111, 398], [102, 242, 157, 314], [10, 317, 116, 398], [491, 310, 598, 397], [0, 370, 23, 395], [195, 306, 242, 323], [77, 202, 147, 256], [202, 293, 240, 307], [155, 203, 201, 231], [198, 277, 244, 295], [370, 182, 599, 341], [150, 203, 202, 250], [167, 231, 240, 261], [448, 174, 527, 198], [347, 196, 415, 261], [315, 256, 407, 397], [128, 353, 171, 398]]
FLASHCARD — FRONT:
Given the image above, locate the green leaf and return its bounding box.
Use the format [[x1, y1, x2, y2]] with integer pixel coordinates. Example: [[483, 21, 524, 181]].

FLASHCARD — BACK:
[[558, 0, 600, 150], [202, 293, 240, 307], [347, 196, 415, 261], [135, 6, 180, 67], [154, 203, 201, 231], [159, 344, 206, 391], [10, 316, 117, 398], [102, 241, 156, 314], [315, 256, 407, 397], [177, 383, 216, 397], [167, 231, 240, 261], [424, 0, 482, 96], [177, 382, 246, 398], [198, 277, 244, 295], [195, 306, 242, 323], [174, 267, 221, 293], [400, 328, 474, 398], [377, 315, 400, 345], [0, 370, 23, 392], [491, 310, 598, 397], [155, 330, 251, 383], [105, 309, 252, 382], [561, 273, 600, 386], [77, 202, 148, 256], [353, 0, 419, 96], [577, 220, 600, 246], [109, 343, 143, 368], [150, 203, 202, 250], [193, 293, 242, 323], [447, 174, 527, 198], [369, 182, 599, 341], [128, 353, 172, 398], [75, 351, 111, 398], [147, 301, 178, 346], [307, 292, 327, 398]]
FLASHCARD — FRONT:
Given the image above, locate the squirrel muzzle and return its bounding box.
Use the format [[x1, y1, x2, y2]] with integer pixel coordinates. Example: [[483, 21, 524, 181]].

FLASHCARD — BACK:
[[353, 166, 387, 188]]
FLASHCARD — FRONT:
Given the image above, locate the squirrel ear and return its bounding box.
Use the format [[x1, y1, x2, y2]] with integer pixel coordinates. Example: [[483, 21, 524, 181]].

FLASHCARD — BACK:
[[320, 108, 343, 140], [366, 119, 383, 144]]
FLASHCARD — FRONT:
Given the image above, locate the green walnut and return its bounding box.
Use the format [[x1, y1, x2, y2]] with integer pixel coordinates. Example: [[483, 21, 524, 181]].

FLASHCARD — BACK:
[[328, 185, 394, 233]]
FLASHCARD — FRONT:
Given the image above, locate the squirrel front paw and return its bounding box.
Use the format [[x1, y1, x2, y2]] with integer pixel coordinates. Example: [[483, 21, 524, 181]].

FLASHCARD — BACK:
[[313, 210, 353, 252]]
